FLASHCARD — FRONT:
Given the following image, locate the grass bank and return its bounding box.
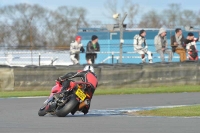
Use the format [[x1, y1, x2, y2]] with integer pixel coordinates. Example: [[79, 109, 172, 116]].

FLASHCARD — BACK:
[[0, 85, 200, 98], [132, 105, 200, 117], [0, 91, 50, 98], [95, 85, 200, 95]]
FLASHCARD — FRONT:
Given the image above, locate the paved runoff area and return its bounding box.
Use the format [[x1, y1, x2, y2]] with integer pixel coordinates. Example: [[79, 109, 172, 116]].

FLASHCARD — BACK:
[[1, 93, 200, 133]]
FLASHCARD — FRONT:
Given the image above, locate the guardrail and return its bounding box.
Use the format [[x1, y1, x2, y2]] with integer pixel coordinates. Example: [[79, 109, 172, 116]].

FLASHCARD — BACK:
[[81, 51, 200, 64], [0, 52, 59, 66], [2, 62, 200, 91]]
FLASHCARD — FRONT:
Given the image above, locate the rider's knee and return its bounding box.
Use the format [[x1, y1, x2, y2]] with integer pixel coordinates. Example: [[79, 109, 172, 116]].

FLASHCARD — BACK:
[[141, 54, 145, 59]]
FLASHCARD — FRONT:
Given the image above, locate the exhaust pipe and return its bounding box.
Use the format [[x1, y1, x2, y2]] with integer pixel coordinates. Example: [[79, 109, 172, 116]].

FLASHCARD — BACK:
[[79, 99, 90, 110]]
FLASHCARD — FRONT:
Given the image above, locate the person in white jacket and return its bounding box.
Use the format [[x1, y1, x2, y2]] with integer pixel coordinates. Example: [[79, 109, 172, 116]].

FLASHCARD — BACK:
[[70, 36, 85, 65], [134, 30, 153, 63]]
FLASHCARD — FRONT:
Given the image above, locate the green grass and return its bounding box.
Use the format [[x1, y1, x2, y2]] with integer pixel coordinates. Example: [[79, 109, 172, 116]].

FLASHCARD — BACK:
[[0, 85, 200, 98], [94, 85, 200, 95], [133, 105, 200, 117], [0, 91, 50, 98]]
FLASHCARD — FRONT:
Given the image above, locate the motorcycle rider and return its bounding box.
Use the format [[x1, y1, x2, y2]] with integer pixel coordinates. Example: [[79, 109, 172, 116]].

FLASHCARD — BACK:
[[55, 65, 98, 114]]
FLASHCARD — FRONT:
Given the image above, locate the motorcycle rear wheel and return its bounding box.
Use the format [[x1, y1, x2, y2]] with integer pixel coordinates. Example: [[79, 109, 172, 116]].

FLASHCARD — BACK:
[[56, 94, 78, 117]]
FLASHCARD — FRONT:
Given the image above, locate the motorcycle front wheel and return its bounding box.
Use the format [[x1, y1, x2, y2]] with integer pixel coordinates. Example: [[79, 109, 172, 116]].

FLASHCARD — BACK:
[[38, 105, 47, 116]]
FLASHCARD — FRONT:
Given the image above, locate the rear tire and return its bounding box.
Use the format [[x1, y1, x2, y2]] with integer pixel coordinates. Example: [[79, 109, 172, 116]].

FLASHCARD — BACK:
[[56, 95, 78, 117]]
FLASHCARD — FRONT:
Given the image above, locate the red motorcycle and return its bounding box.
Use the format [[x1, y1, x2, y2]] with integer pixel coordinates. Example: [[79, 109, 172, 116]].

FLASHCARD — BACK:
[[38, 81, 93, 117]]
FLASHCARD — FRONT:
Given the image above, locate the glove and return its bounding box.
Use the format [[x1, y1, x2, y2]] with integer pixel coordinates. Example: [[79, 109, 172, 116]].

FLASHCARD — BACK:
[[80, 47, 85, 53], [56, 77, 63, 82]]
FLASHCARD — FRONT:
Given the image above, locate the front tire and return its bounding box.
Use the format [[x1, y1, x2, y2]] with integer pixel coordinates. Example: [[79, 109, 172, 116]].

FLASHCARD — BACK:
[[56, 95, 78, 117], [38, 106, 47, 116]]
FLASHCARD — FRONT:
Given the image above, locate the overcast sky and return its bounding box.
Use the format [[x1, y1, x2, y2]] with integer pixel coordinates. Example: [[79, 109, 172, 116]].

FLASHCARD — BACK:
[[0, 0, 199, 23]]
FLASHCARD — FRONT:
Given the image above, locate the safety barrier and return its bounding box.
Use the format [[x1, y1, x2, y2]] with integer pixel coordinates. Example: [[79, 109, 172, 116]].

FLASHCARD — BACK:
[[0, 61, 200, 91]]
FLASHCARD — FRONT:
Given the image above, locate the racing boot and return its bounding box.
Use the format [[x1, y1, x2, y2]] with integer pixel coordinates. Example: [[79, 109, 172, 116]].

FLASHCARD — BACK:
[[149, 59, 153, 63], [82, 105, 90, 115], [141, 56, 146, 63], [80, 99, 90, 115]]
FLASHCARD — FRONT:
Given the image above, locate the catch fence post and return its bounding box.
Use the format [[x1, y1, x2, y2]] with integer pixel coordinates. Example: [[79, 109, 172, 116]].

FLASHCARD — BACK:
[[112, 52, 114, 64], [39, 53, 41, 66]]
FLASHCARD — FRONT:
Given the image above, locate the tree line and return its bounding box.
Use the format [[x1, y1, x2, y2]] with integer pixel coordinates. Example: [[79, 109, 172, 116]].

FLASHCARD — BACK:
[[104, 0, 200, 28], [0, 2, 199, 49], [0, 4, 89, 49]]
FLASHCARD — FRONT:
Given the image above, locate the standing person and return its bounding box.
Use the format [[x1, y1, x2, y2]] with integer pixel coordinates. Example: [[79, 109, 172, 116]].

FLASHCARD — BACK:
[[171, 28, 186, 62], [86, 35, 100, 64], [134, 29, 153, 63], [154, 28, 173, 63], [70, 36, 85, 65]]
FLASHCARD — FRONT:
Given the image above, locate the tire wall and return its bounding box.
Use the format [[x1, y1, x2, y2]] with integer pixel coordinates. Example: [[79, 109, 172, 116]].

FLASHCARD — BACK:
[[1, 62, 200, 91], [0, 66, 14, 91]]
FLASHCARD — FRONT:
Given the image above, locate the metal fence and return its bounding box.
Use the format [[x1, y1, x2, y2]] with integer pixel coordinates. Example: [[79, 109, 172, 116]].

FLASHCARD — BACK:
[[1, 49, 200, 67], [0, 50, 72, 67]]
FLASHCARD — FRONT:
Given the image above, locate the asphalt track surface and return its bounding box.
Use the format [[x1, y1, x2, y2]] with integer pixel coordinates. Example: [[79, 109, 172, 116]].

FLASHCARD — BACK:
[[1, 93, 200, 133]]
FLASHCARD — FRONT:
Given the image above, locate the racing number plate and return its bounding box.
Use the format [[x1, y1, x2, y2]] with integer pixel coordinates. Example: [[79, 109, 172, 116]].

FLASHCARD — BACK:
[[75, 88, 86, 101]]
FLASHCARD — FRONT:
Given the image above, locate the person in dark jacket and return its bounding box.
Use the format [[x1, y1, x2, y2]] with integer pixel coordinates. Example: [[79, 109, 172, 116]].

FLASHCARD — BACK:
[[86, 35, 100, 64], [171, 28, 186, 62]]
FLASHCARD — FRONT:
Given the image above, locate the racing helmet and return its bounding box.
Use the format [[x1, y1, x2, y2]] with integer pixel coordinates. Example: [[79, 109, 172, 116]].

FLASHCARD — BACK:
[[83, 65, 94, 73]]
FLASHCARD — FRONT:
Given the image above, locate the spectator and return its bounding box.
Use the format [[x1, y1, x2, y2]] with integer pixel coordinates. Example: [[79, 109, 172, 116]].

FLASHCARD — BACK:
[[188, 45, 198, 61], [86, 35, 100, 64], [134, 30, 153, 63], [70, 36, 85, 65], [185, 32, 199, 60], [185, 32, 199, 51], [171, 28, 186, 62], [154, 28, 173, 63]]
